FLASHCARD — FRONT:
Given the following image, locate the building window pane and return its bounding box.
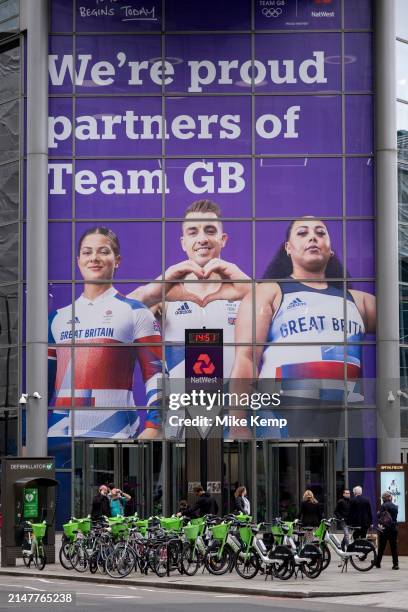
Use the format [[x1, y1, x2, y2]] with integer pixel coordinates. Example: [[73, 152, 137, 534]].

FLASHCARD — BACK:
[[396, 0, 408, 41], [0, 222, 17, 282], [398, 102, 408, 165], [0, 161, 18, 223], [0, 284, 18, 345], [0, 43, 19, 104], [0, 99, 18, 163], [0, 346, 17, 407], [397, 41, 408, 102]]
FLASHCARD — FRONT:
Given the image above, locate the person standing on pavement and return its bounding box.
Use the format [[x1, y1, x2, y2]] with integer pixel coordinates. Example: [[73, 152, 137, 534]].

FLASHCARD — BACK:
[[348, 485, 373, 538], [334, 489, 351, 549], [375, 491, 399, 570], [234, 486, 251, 515], [109, 487, 131, 517], [298, 490, 322, 527], [91, 484, 111, 521], [177, 485, 219, 518]]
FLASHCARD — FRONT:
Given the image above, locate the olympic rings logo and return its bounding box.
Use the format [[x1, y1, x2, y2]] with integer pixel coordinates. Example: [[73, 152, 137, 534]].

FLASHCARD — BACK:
[[262, 7, 282, 18]]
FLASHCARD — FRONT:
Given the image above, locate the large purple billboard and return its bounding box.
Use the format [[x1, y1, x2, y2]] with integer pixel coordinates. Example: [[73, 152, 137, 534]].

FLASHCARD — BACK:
[[46, 0, 375, 441]]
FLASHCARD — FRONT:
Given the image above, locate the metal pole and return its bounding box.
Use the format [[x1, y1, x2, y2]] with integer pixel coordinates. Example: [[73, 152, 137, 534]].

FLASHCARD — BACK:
[[25, 0, 48, 456], [375, 0, 401, 462]]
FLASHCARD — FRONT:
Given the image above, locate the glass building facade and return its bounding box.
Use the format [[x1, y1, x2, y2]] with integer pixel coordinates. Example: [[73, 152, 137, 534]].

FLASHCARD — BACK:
[[0, 0, 402, 528]]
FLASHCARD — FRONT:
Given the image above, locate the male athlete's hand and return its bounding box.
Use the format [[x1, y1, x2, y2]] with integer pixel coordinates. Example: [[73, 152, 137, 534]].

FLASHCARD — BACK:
[[200, 258, 251, 306], [202, 258, 249, 281], [163, 260, 205, 282], [163, 260, 207, 303]]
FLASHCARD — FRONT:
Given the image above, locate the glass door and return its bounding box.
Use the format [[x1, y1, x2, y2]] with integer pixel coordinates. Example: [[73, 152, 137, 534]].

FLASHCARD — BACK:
[[256, 440, 335, 521], [74, 442, 120, 517], [302, 441, 335, 518], [120, 442, 163, 518], [222, 441, 252, 515]]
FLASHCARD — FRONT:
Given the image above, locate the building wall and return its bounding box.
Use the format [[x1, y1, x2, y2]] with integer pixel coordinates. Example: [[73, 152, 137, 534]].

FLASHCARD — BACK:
[[0, 0, 380, 524]]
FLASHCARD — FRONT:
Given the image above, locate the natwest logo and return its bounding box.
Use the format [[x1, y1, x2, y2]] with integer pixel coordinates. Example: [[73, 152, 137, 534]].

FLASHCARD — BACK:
[[193, 354, 216, 375]]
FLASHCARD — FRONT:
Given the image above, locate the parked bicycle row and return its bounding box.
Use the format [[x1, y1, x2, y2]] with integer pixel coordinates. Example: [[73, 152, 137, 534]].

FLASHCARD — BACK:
[[57, 512, 378, 580]]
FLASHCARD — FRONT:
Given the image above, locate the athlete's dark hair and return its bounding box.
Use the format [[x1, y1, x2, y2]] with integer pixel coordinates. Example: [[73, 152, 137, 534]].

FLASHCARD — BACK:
[[77, 226, 121, 257], [184, 200, 221, 218], [262, 218, 344, 281]]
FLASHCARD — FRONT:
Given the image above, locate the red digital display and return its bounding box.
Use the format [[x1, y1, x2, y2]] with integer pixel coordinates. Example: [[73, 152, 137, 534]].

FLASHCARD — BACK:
[[188, 331, 221, 344]]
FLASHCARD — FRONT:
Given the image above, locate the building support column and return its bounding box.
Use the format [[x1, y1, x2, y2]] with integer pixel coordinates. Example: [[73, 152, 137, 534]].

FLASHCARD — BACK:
[[24, 0, 48, 456], [375, 0, 401, 462]]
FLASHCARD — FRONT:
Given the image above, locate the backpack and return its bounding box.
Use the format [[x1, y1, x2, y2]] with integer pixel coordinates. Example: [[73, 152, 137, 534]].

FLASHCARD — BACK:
[[377, 509, 393, 531]]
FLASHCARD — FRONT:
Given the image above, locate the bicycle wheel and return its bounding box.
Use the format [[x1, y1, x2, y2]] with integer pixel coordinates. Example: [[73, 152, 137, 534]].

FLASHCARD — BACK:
[[204, 541, 234, 576], [180, 542, 200, 577], [321, 543, 331, 570], [234, 548, 260, 579], [22, 537, 32, 567], [271, 546, 295, 580], [106, 544, 136, 578], [59, 541, 74, 570], [299, 543, 323, 579], [89, 554, 98, 574], [33, 545, 46, 571], [70, 543, 89, 573], [154, 543, 169, 577], [349, 539, 377, 572]]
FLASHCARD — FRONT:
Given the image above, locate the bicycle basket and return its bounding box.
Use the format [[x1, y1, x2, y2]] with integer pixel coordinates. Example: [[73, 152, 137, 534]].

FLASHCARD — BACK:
[[62, 522, 78, 539], [184, 524, 200, 541], [77, 518, 91, 534], [31, 523, 47, 538], [190, 517, 206, 535], [239, 526, 252, 547], [136, 519, 148, 536], [313, 522, 325, 540], [235, 513, 252, 523], [160, 517, 183, 532], [271, 524, 283, 536], [210, 522, 229, 541], [283, 521, 294, 536], [111, 522, 129, 538]]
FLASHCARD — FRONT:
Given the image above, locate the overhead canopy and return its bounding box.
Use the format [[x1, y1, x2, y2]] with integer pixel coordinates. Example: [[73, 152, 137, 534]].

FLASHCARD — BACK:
[[14, 477, 59, 489]]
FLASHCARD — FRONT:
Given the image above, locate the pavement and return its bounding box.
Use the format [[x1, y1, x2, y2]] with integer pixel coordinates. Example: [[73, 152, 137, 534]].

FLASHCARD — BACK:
[[0, 539, 406, 601]]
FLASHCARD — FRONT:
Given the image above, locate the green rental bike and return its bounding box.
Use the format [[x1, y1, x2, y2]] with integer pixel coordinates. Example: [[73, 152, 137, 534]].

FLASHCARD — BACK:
[[313, 518, 377, 572], [22, 521, 47, 570]]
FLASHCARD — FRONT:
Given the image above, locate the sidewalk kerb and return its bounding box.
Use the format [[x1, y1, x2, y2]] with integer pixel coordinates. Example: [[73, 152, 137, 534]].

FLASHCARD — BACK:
[[0, 569, 390, 599]]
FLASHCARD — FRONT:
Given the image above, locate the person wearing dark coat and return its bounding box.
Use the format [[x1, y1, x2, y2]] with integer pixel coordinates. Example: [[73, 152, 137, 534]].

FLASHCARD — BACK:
[[348, 485, 373, 539], [375, 491, 399, 570], [334, 489, 351, 549], [178, 485, 219, 518], [234, 486, 251, 515], [91, 484, 111, 521], [298, 490, 322, 527]]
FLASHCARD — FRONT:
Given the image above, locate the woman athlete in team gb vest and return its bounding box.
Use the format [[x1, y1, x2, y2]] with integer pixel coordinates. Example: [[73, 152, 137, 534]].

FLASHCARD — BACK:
[[230, 218, 376, 437], [48, 227, 165, 439]]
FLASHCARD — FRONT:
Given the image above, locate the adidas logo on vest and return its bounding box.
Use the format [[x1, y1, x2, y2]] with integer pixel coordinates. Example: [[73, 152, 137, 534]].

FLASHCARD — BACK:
[[175, 302, 192, 315], [287, 297, 307, 310]]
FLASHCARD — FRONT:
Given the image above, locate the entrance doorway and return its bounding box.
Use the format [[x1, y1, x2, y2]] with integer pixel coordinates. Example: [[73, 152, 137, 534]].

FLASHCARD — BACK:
[[256, 441, 335, 521], [222, 441, 252, 515], [74, 441, 164, 518]]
